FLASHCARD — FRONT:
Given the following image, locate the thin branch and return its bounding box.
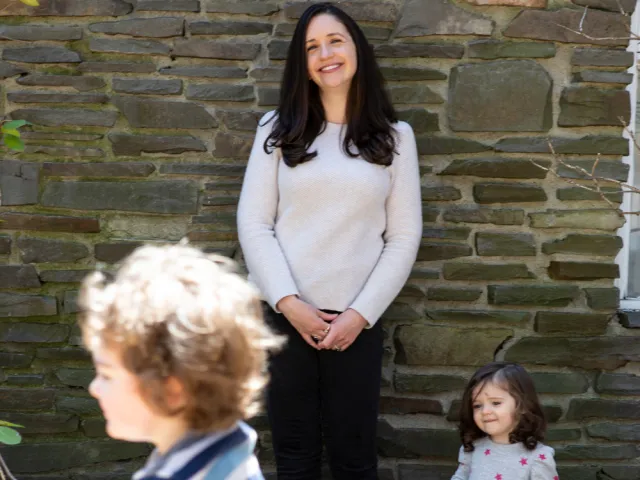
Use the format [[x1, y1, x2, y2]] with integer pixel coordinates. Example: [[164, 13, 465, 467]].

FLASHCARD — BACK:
[[579, 6, 588, 32]]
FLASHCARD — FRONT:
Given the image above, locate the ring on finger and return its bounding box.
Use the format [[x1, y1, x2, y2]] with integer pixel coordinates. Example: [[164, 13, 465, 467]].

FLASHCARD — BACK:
[[333, 345, 341, 352], [323, 325, 331, 334]]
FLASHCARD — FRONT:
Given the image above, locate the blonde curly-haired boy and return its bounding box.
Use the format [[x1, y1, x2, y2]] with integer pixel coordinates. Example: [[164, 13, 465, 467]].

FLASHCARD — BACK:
[[79, 244, 282, 480]]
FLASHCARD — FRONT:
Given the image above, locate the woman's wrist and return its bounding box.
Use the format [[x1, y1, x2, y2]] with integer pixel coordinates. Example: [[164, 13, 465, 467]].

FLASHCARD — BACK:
[[276, 294, 300, 314]]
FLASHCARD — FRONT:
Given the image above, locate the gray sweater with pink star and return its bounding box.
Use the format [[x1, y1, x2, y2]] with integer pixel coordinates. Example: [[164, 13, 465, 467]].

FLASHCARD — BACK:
[[451, 438, 559, 480]]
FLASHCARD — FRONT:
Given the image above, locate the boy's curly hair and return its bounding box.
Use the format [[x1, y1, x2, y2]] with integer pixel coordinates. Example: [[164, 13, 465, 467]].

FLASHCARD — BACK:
[[79, 243, 283, 432], [459, 362, 547, 452]]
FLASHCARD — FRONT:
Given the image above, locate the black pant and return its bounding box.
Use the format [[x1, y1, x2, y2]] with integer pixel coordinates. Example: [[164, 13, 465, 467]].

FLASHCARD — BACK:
[[264, 304, 383, 480]]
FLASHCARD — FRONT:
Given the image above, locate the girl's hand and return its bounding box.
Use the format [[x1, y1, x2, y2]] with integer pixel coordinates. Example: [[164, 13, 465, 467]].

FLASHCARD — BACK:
[[277, 296, 338, 349], [318, 309, 368, 351]]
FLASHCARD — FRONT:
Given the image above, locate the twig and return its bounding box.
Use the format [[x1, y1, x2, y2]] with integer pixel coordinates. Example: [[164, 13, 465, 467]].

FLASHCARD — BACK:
[[579, 6, 588, 32]]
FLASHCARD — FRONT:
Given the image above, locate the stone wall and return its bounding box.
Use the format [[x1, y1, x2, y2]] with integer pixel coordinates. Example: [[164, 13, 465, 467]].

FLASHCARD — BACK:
[[0, 0, 636, 478]]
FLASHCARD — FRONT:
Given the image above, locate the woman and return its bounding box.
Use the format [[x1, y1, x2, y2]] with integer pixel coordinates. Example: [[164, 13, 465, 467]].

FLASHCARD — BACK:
[[237, 3, 422, 479]]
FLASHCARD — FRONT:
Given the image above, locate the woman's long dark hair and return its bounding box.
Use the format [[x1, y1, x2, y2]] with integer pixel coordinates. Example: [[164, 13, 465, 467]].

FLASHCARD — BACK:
[[458, 362, 547, 452], [263, 2, 397, 167]]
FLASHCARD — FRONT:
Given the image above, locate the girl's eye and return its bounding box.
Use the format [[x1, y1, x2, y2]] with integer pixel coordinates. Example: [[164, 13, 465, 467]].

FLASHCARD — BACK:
[[97, 372, 111, 381], [330, 38, 342, 44], [492, 401, 502, 406], [307, 45, 317, 52], [472, 404, 481, 410]]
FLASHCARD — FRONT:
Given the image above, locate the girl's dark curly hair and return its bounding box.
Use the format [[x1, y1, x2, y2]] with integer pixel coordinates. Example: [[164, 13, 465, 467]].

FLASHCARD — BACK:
[[458, 362, 546, 452], [263, 2, 397, 168]]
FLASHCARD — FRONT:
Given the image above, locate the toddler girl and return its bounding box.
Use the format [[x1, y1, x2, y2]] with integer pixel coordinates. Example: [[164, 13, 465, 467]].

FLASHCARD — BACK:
[[451, 362, 559, 480]]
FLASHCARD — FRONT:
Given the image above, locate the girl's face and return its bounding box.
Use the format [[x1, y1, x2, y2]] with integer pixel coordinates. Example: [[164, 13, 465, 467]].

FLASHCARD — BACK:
[[305, 13, 358, 94], [472, 380, 518, 444]]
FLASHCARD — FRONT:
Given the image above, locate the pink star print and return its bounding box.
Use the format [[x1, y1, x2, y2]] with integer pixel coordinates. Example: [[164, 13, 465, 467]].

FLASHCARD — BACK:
[[520, 457, 528, 466], [485, 449, 491, 456], [495, 474, 502, 480], [539, 454, 546, 461], [553, 477, 559, 480]]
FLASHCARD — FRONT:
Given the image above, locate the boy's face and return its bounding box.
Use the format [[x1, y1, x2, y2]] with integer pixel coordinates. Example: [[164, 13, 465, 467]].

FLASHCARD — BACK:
[[89, 344, 186, 449]]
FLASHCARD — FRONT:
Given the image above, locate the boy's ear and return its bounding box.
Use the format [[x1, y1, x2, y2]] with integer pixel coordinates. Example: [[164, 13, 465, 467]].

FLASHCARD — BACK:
[[164, 376, 188, 411]]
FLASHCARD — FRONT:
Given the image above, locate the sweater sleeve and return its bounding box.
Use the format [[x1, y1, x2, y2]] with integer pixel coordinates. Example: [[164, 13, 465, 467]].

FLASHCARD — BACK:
[[531, 445, 559, 480], [348, 121, 422, 326], [450, 446, 471, 480], [237, 112, 299, 310]]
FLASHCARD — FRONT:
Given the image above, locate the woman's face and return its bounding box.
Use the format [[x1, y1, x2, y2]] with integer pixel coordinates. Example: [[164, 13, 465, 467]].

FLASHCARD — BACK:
[[305, 13, 358, 94]]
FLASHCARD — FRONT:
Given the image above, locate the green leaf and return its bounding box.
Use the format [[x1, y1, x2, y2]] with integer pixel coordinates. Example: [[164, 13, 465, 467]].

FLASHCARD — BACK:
[[0, 427, 21, 445], [1, 128, 20, 137], [2, 134, 25, 152], [0, 420, 23, 428], [2, 120, 29, 131], [19, 0, 40, 6]]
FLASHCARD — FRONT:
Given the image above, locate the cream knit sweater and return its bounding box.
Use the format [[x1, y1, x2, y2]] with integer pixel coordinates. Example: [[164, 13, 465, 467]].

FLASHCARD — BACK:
[[237, 111, 422, 326]]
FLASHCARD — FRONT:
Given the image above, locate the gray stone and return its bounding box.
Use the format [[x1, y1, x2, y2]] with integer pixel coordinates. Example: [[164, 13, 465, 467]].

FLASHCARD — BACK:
[[599, 466, 640, 479], [137, 0, 200, 11], [535, 311, 611, 335], [42, 181, 198, 214], [473, 182, 547, 203], [0, 322, 67, 342], [0, 212, 99, 233], [186, 84, 254, 102], [109, 133, 206, 156], [217, 110, 262, 131], [89, 17, 184, 37], [563, 157, 629, 181], [542, 234, 622, 256], [397, 109, 439, 133], [443, 262, 533, 281], [7, 374, 43, 386], [425, 288, 482, 302], [39, 270, 92, 284], [530, 209, 625, 230], [494, 135, 629, 155], [113, 78, 182, 95], [569, 398, 640, 419], [0, 236, 10, 254], [0, 352, 33, 367], [0, 388, 55, 412], [448, 60, 552, 132], [266, 39, 289, 60], [395, 0, 493, 36], [257, 86, 280, 106], [504, 8, 629, 46], [443, 206, 525, 225], [489, 285, 580, 306], [557, 186, 622, 202], [559, 87, 630, 127], [375, 43, 464, 59], [202, 194, 238, 207], [585, 287, 620, 310], [0, 61, 27, 79], [506, 337, 640, 369], [588, 423, 640, 441], [17, 74, 106, 91], [416, 136, 490, 155], [395, 325, 512, 366], [4, 45, 80, 63], [476, 232, 536, 256], [468, 40, 556, 59], [4, 440, 150, 474], [0, 160, 39, 206], [380, 66, 446, 81], [79, 62, 155, 73], [43, 162, 155, 177], [56, 368, 94, 388], [395, 373, 467, 394], [18, 238, 89, 263], [409, 268, 440, 280], [379, 396, 443, 416], [531, 372, 589, 394], [82, 418, 107, 437], [549, 261, 619, 280], [422, 226, 470, 241], [0, 25, 82, 41], [572, 48, 633, 66], [555, 445, 640, 461], [441, 157, 549, 179], [213, 132, 254, 158], [189, 20, 272, 35], [160, 65, 247, 78], [572, 70, 633, 84], [56, 396, 101, 415], [284, 1, 398, 22], [417, 242, 472, 261], [173, 39, 260, 59], [36, 347, 90, 361], [426, 310, 530, 323], [25, 145, 104, 158], [390, 85, 443, 104], [377, 421, 459, 459], [7, 92, 107, 104], [0, 266, 40, 288], [112, 96, 217, 129], [10, 109, 117, 127], [161, 164, 246, 176], [20, 0, 133, 16], [89, 38, 170, 55], [421, 186, 461, 201], [0, 413, 77, 434], [596, 373, 640, 395], [95, 242, 141, 263], [205, 0, 279, 15], [423, 206, 440, 222], [249, 66, 283, 82], [21, 132, 103, 141], [573, 0, 635, 13]]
